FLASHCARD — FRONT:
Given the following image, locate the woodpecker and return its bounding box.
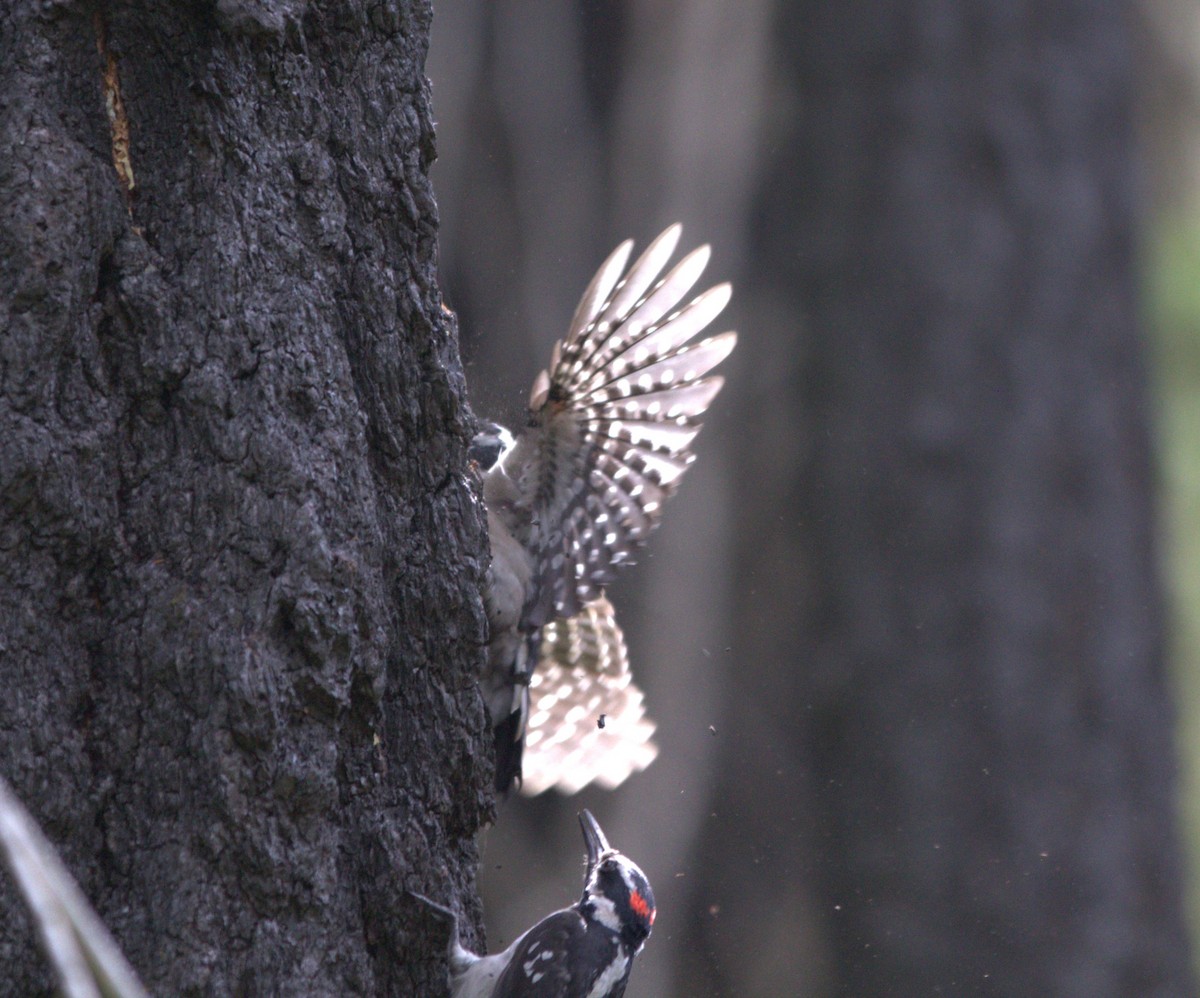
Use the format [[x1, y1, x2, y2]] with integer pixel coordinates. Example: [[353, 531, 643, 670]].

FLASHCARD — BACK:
[[476, 224, 736, 794], [418, 809, 655, 998]]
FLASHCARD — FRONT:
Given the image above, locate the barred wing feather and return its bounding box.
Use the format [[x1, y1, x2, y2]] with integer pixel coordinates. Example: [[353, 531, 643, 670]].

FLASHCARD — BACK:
[[521, 596, 658, 796], [525, 225, 736, 623]]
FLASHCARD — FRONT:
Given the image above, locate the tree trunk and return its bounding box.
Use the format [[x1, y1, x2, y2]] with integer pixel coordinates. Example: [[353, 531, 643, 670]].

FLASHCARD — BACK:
[[0, 2, 489, 995], [682, 2, 1196, 995]]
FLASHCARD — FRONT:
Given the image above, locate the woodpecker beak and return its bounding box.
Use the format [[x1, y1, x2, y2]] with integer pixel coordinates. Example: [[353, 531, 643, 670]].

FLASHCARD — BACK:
[[580, 809, 611, 879]]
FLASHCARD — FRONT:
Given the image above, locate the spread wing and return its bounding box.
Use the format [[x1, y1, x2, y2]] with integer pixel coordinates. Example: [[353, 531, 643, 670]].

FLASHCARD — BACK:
[[520, 224, 736, 624], [521, 596, 658, 796]]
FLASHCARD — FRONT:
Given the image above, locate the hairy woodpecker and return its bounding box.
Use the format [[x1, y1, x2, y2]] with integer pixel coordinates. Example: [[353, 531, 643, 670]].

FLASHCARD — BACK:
[[418, 809, 655, 998], [475, 224, 736, 793]]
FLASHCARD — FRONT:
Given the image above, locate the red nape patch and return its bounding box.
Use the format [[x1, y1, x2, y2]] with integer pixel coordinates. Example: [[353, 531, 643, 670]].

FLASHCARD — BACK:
[[630, 891, 653, 922]]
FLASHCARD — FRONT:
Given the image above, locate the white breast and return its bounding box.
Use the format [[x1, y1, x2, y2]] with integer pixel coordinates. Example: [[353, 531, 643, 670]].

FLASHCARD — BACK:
[[450, 931, 528, 998], [480, 507, 536, 721], [585, 953, 629, 998]]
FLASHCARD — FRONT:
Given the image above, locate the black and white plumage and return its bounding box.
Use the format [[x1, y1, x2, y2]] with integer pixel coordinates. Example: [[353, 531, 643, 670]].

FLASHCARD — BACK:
[[418, 810, 655, 998], [477, 224, 736, 794], [521, 596, 657, 796]]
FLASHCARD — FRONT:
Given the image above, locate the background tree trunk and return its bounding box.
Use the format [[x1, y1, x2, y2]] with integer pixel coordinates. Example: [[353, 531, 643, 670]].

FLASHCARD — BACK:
[[430, 2, 1196, 995], [682, 3, 1196, 994], [0, 2, 489, 995]]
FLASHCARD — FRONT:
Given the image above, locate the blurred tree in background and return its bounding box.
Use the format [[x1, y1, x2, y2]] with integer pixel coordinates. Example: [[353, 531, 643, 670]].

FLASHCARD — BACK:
[[431, 2, 1196, 994], [1142, 0, 1200, 965]]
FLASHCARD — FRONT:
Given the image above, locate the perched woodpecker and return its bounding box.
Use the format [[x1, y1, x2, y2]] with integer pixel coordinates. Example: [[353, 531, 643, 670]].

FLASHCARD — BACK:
[[476, 224, 736, 794], [418, 809, 655, 998]]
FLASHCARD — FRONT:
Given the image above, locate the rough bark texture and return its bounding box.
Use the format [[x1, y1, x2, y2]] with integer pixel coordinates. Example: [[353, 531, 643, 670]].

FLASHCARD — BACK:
[[0, 2, 490, 995], [682, 3, 1196, 995]]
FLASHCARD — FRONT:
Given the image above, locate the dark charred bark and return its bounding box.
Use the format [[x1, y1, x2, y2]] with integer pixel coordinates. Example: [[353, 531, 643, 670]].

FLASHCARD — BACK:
[[0, 2, 490, 994], [682, 3, 1195, 995]]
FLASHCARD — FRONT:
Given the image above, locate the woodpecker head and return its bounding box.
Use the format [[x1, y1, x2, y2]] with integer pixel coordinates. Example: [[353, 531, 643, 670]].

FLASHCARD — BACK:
[[577, 810, 656, 952], [469, 420, 515, 472]]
